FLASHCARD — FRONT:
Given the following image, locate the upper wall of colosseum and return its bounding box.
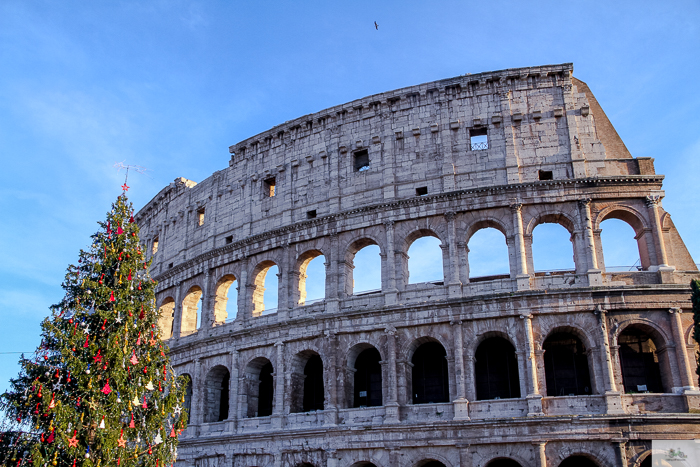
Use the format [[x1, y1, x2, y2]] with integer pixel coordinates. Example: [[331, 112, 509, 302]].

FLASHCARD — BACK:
[[134, 63, 667, 275]]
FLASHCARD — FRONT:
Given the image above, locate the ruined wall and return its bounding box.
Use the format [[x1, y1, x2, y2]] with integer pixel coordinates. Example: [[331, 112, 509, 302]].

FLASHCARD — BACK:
[[136, 64, 700, 467]]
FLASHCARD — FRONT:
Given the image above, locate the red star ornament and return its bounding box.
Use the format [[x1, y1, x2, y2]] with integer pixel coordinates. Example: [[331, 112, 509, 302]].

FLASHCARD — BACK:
[[68, 432, 78, 448], [121, 182, 129, 192]]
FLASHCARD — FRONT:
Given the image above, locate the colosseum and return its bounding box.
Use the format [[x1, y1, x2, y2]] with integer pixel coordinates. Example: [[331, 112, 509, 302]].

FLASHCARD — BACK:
[[135, 63, 700, 467]]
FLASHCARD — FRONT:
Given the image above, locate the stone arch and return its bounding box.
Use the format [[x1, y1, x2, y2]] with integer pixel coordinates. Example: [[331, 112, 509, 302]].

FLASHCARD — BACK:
[[465, 219, 511, 280], [542, 329, 593, 396], [343, 237, 383, 296], [243, 356, 274, 418], [157, 296, 175, 339], [295, 249, 326, 306], [408, 337, 450, 404], [345, 343, 383, 408], [181, 285, 203, 335], [348, 463, 378, 467], [290, 349, 324, 413], [203, 365, 230, 423], [526, 211, 579, 273], [401, 228, 445, 286], [251, 260, 279, 317], [402, 450, 454, 467], [213, 274, 237, 324], [557, 454, 600, 467], [595, 205, 651, 271], [474, 334, 521, 400], [614, 319, 673, 393]]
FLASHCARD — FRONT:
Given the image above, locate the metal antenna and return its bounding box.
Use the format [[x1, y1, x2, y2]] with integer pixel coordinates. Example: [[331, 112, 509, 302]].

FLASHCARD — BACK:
[[113, 161, 152, 192]]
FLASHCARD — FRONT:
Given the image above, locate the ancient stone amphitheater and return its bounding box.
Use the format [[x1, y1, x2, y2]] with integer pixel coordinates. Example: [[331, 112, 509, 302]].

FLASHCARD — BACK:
[[135, 63, 700, 467]]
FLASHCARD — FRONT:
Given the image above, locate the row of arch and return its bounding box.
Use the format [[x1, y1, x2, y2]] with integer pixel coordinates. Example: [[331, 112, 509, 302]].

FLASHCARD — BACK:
[[181, 323, 674, 424], [264, 457, 614, 467], [158, 207, 654, 338]]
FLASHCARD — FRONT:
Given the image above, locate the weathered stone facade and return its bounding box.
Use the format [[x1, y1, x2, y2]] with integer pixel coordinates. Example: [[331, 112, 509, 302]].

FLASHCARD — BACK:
[[135, 63, 700, 467]]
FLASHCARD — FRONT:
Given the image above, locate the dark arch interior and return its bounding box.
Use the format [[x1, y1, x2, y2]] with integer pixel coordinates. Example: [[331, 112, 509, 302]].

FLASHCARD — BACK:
[[412, 341, 449, 404], [183, 375, 193, 417], [354, 347, 383, 407], [258, 362, 274, 416], [420, 462, 446, 467], [204, 367, 230, 423], [619, 327, 663, 393], [559, 456, 598, 467], [639, 455, 651, 467], [475, 337, 521, 401], [543, 332, 592, 396], [303, 355, 325, 412], [486, 459, 522, 467]]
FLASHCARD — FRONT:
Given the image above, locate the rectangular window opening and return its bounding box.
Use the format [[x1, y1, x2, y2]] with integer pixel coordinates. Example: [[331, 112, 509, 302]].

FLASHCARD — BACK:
[[306, 210, 317, 219], [416, 186, 428, 196], [264, 177, 276, 197], [152, 236, 159, 255], [197, 207, 205, 226], [168, 262, 174, 269], [538, 170, 553, 180], [470, 127, 488, 151], [353, 149, 370, 172], [225, 235, 233, 244]]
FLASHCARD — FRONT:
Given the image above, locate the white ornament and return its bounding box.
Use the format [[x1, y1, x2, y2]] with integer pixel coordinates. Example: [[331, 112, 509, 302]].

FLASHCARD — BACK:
[[145, 380, 154, 391], [154, 432, 163, 445], [132, 395, 140, 406]]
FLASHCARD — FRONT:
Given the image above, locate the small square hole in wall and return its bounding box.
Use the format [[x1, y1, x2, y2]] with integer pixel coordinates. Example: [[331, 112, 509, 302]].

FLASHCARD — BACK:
[[264, 177, 276, 197], [538, 170, 553, 180], [197, 207, 205, 226], [354, 149, 370, 172], [416, 186, 428, 196], [307, 210, 317, 219], [168, 263, 174, 269], [225, 236, 233, 244], [470, 127, 488, 151]]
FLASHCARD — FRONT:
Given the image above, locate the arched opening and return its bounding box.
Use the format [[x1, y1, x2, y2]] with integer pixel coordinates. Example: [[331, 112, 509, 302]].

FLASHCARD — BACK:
[[252, 261, 279, 317], [543, 332, 592, 396], [244, 358, 274, 418], [350, 463, 378, 467], [157, 297, 175, 339], [303, 355, 324, 412], [353, 347, 382, 407], [348, 241, 381, 295], [412, 341, 449, 404], [532, 223, 575, 272], [619, 326, 664, 393], [416, 461, 447, 467], [600, 218, 643, 271], [213, 274, 237, 324], [558, 456, 598, 467], [486, 460, 522, 467], [203, 365, 230, 423], [407, 235, 444, 284], [298, 251, 326, 305], [475, 337, 521, 400], [182, 373, 193, 419], [468, 227, 510, 279], [181, 286, 203, 335], [639, 454, 652, 467]]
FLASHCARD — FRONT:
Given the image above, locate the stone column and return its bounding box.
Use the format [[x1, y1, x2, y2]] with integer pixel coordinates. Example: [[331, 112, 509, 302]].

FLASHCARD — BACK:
[[445, 212, 463, 297], [458, 444, 472, 467], [520, 314, 543, 415], [669, 308, 697, 391], [510, 202, 530, 291], [452, 320, 469, 420], [458, 241, 469, 285], [385, 326, 400, 423], [578, 199, 603, 285], [532, 441, 547, 467], [645, 195, 671, 269], [202, 267, 213, 329], [613, 440, 628, 467], [595, 305, 624, 414], [192, 358, 203, 432], [326, 233, 340, 313], [277, 244, 292, 321], [384, 221, 398, 305], [172, 281, 183, 338], [236, 258, 249, 320], [272, 341, 285, 429], [229, 350, 239, 432], [325, 331, 339, 425]]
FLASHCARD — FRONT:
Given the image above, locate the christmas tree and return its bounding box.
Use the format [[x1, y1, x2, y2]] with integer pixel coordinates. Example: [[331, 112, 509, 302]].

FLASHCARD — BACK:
[[0, 191, 188, 467]]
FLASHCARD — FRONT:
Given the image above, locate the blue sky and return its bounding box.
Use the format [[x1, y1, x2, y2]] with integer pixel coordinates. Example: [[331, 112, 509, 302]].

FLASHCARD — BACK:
[[1, 1, 699, 394]]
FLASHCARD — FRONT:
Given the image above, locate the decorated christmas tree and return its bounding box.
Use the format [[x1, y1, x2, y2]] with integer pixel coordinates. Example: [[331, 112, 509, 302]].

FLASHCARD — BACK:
[[0, 190, 188, 467]]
